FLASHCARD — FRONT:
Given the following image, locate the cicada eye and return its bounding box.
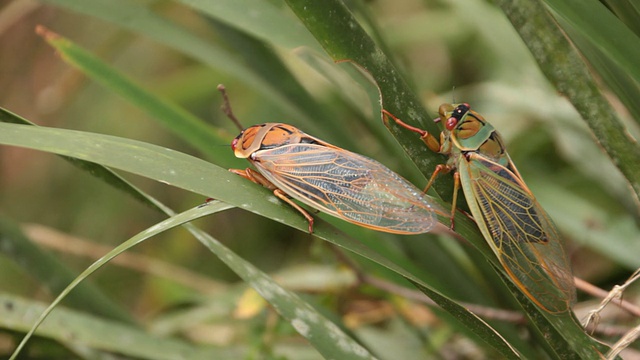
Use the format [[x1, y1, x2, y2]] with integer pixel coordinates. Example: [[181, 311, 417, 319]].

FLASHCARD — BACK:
[[452, 103, 470, 118], [445, 116, 458, 130], [231, 136, 240, 150]]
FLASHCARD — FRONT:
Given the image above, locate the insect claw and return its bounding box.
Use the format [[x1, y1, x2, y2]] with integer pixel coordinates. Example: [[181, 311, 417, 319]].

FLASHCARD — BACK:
[[307, 218, 314, 234], [197, 198, 216, 208]]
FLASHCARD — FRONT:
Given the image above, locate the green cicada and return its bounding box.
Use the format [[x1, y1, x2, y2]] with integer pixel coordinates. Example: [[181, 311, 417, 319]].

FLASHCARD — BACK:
[[385, 103, 576, 313]]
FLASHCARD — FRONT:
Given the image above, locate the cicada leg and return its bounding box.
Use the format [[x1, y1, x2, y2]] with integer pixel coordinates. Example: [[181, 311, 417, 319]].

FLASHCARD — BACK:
[[382, 110, 461, 229], [273, 189, 315, 233], [199, 197, 217, 208], [230, 168, 278, 190], [382, 110, 441, 153], [421, 163, 457, 229], [450, 171, 461, 230], [229, 168, 315, 233]]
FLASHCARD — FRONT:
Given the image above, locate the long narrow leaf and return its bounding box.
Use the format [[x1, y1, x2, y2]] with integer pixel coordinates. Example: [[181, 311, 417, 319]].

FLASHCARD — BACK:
[[542, 0, 640, 88], [175, 0, 322, 51], [544, 0, 640, 130], [0, 294, 245, 360], [0, 120, 520, 359], [40, 0, 320, 127], [0, 107, 377, 358], [495, 0, 640, 203], [36, 26, 233, 165], [282, 0, 606, 358], [0, 218, 132, 324], [8, 202, 234, 360]]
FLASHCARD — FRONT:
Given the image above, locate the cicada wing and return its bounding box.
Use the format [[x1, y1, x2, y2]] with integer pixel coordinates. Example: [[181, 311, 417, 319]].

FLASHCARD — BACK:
[[460, 153, 576, 313], [252, 144, 439, 234]]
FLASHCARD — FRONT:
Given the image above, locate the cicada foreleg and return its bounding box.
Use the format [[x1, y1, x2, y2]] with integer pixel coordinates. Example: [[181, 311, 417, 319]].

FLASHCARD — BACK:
[[229, 168, 278, 191], [229, 168, 315, 233], [382, 109, 441, 153], [382, 109, 460, 229]]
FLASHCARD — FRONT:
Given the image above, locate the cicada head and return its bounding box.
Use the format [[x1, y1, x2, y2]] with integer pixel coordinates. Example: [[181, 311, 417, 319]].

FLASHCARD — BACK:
[[437, 103, 472, 132], [232, 123, 308, 158], [438, 103, 499, 153], [436, 103, 455, 130]]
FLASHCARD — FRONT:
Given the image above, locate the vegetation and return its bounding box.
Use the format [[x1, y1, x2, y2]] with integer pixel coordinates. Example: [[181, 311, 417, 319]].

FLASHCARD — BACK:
[[0, 0, 638, 358]]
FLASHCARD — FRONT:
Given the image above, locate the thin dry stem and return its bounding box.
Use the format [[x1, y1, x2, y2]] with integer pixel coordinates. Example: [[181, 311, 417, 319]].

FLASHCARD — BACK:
[[328, 244, 526, 324], [217, 84, 244, 131], [579, 270, 640, 331], [23, 223, 226, 294], [331, 244, 639, 337], [606, 322, 640, 360]]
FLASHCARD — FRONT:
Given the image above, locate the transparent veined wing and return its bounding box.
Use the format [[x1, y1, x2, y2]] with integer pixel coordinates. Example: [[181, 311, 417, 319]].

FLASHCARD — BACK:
[[252, 143, 441, 234], [461, 153, 576, 313]]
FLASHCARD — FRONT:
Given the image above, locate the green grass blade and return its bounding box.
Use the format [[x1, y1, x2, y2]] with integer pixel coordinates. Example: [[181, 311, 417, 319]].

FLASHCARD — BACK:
[[494, 0, 640, 203], [8, 201, 234, 360], [543, 0, 640, 128], [0, 217, 132, 324], [542, 0, 640, 87], [175, 0, 322, 51], [0, 122, 309, 229], [37, 27, 233, 165], [8, 201, 376, 359], [0, 122, 520, 358], [189, 221, 378, 360], [282, 1, 448, 196], [600, 0, 640, 37], [561, 30, 640, 127], [40, 0, 322, 128], [0, 107, 163, 209], [207, 19, 352, 145], [0, 294, 246, 359], [283, 0, 608, 358]]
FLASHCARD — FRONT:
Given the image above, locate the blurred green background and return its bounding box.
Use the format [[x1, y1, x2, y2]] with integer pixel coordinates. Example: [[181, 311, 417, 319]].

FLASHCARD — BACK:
[[0, 0, 639, 359]]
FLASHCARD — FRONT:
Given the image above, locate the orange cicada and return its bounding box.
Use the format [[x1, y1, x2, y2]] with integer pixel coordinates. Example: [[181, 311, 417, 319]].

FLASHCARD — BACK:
[[231, 123, 443, 234]]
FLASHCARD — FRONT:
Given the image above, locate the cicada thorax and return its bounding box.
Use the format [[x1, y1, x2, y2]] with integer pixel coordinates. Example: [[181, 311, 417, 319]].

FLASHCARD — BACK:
[[232, 123, 333, 159]]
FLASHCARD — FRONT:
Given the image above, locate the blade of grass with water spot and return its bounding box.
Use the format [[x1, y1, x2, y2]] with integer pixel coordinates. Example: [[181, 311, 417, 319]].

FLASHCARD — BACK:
[[0, 293, 246, 360], [283, 0, 606, 358], [0, 119, 519, 359]]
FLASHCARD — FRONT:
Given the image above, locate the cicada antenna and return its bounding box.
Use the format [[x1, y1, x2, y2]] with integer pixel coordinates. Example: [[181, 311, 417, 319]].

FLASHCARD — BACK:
[[217, 84, 244, 131]]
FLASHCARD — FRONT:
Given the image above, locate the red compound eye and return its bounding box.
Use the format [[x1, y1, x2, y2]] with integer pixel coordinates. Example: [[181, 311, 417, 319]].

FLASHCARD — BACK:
[[231, 137, 239, 150], [446, 117, 458, 131]]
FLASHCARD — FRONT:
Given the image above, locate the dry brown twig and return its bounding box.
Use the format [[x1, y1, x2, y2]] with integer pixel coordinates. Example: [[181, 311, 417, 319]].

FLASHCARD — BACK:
[[217, 84, 243, 131], [581, 269, 640, 331], [606, 322, 640, 360], [330, 243, 640, 338]]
